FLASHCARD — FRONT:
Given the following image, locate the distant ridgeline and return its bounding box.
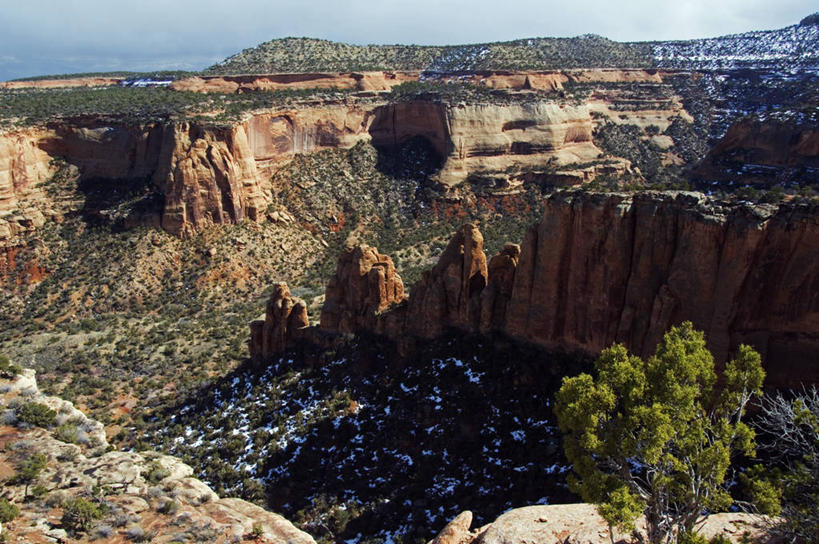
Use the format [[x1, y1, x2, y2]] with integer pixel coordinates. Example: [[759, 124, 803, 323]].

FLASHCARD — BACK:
[[206, 15, 819, 75]]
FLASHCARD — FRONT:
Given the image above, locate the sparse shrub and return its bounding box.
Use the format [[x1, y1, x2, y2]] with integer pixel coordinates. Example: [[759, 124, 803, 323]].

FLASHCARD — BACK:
[[12, 452, 47, 498], [17, 402, 57, 427], [57, 447, 79, 462], [126, 524, 149, 542], [157, 498, 179, 515], [61, 497, 105, 534], [143, 460, 170, 484], [30, 484, 48, 498], [756, 387, 819, 541], [54, 423, 79, 444], [0, 498, 20, 523], [1, 409, 17, 426], [0, 355, 21, 378], [95, 524, 114, 539], [45, 490, 68, 508]]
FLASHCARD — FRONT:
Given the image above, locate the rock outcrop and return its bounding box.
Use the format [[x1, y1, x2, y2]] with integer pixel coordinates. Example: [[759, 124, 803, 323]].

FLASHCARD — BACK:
[[696, 115, 819, 186], [0, 127, 58, 241], [502, 191, 819, 387], [320, 245, 406, 335], [256, 191, 818, 388], [429, 504, 769, 544], [250, 283, 309, 360], [405, 224, 488, 337], [1, 89, 641, 240], [479, 243, 520, 333], [369, 100, 615, 188], [171, 71, 418, 93], [0, 368, 315, 544]]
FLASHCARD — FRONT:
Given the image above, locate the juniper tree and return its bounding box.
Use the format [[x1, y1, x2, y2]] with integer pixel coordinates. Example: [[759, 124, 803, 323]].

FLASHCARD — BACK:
[[555, 322, 770, 544]]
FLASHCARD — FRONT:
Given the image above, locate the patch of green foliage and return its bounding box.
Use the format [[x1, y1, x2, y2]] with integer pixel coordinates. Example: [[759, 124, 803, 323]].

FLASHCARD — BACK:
[[54, 423, 79, 444], [0, 498, 20, 523], [11, 452, 47, 499], [0, 354, 21, 378], [61, 497, 105, 534], [17, 402, 57, 427], [555, 322, 771, 544], [143, 460, 171, 484]]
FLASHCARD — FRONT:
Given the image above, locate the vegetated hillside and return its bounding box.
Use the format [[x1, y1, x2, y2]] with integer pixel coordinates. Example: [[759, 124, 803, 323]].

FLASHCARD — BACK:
[[0, 142, 543, 429], [650, 15, 819, 71], [0, 85, 357, 128], [144, 334, 586, 544], [205, 16, 818, 75], [204, 36, 653, 75], [7, 70, 196, 82]]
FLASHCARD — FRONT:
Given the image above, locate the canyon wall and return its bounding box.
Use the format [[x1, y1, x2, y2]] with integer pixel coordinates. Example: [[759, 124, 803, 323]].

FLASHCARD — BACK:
[[696, 115, 819, 185], [0, 96, 623, 240], [171, 71, 418, 93], [253, 191, 819, 387]]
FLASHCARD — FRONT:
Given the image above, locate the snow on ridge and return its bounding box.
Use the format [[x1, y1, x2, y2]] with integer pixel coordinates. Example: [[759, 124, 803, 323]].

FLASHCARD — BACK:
[[652, 23, 819, 71]]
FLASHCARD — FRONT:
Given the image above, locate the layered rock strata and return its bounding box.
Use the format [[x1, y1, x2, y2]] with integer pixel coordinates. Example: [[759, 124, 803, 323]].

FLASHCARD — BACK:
[[171, 71, 418, 93], [253, 191, 819, 387], [171, 69, 667, 94], [1, 93, 630, 240]]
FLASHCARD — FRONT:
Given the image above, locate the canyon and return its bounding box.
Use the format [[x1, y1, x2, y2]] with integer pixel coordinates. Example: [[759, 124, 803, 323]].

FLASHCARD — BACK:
[[1, 68, 706, 242], [252, 191, 819, 389], [0, 16, 817, 543]]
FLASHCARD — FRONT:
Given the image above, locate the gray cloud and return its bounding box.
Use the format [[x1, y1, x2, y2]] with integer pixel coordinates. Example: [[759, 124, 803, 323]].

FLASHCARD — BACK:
[[1, 0, 815, 80]]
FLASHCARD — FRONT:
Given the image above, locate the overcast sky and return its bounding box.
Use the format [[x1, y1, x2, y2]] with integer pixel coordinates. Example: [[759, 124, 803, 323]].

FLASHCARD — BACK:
[[1, 0, 815, 81]]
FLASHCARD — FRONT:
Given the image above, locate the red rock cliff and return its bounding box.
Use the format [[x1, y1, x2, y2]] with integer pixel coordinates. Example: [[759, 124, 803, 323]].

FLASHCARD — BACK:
[[503, 192, 819, 388], [260, 191, 818, 387]]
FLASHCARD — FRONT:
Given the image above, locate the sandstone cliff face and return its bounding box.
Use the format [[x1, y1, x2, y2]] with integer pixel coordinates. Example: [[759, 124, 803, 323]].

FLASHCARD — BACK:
[[369, 100, 613, 187], [171, 69, 666, 95], [261, 192, 817, 388], [0, 128, 57, 240], [696, 115, 819, 185], [320, 245, 406, 335], [250, 283, 309, 360], [503, 192, 818, 388], [1, 97, 618, 240], [172, 71, 417, 93]]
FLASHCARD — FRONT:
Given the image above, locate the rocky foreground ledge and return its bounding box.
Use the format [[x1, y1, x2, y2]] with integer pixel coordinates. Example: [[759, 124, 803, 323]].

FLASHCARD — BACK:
[[428, 505, 769, 544], [0, 369, 315, 544]]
